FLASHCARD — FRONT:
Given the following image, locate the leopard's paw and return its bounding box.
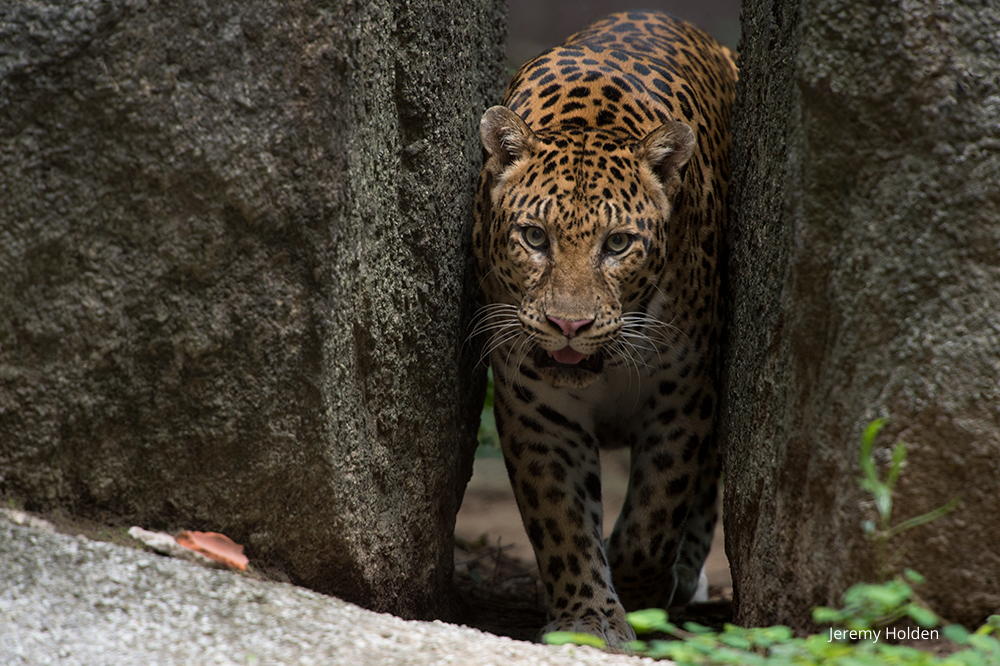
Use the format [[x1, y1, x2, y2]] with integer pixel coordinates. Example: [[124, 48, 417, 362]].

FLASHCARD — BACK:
[[543, 606, 636, 649]]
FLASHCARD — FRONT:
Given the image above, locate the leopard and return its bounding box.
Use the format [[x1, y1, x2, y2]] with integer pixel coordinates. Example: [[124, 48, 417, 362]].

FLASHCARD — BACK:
[[470, 10, 737, 647]]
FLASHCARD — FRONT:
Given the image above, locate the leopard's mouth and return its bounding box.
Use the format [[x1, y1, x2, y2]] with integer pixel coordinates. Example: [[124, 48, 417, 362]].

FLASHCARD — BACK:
[[533, 345, 605, 373]]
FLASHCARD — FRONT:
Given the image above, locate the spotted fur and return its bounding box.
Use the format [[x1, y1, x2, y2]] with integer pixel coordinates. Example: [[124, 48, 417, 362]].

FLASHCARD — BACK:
[[472, 11, 736, 646]]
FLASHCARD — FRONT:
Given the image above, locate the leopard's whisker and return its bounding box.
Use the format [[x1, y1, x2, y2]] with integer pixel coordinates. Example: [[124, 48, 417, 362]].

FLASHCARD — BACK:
[[482, 327, 524, 367]]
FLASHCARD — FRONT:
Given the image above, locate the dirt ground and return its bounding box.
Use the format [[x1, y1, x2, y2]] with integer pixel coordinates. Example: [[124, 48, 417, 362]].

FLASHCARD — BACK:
[[454, 449, 733, 641]]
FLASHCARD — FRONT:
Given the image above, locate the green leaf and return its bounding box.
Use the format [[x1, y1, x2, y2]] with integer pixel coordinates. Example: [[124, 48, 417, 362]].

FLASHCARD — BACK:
[[813, 606, 844, 624], [968, 634, 1000, 653], [859, 453, 878, 484], [903, 569, 926, 585], [872, 485, 893, 523], [858, 478, 885, 499], [874, 643, 926, 662], [944, 623, 971, 644], [626, 607, 671, 633], [682, 621, 714, 635], [641, 639, 681, 660], [754, 625, 794, 644], [717, 632, 752, 650], [621, 639, 648, 652], [860, 418, 885, 466], [476, 369, 501, 455], [541, 631, 606, 648], [806, 633, 853, 658], [843, 580, 911, 609], [906, 603, 939, 628], [862, 418, 887, 448], [886, 495, 961, 539]]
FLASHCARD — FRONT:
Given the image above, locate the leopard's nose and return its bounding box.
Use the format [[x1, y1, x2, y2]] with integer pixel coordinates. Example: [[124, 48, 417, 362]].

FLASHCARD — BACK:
[[547, 316, 594, 338]]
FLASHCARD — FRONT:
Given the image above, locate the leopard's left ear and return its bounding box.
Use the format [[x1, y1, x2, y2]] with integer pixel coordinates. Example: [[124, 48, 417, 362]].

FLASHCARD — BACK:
[[638, 121, 695, 186]]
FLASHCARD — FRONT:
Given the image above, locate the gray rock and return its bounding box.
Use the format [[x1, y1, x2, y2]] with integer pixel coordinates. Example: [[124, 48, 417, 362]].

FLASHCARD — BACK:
[[0, 520, 653, 666], [0, 0, 503, 620], [724, 0, 1000, 629]]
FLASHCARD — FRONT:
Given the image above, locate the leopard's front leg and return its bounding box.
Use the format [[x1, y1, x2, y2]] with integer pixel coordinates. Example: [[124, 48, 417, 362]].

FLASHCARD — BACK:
[[607, 379, 720, 612], [492, 368, 636, 647]]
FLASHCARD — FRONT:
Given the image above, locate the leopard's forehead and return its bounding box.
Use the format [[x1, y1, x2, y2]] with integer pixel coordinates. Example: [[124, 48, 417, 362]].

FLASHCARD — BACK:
[[501, 129, 659, 239], [518, 129, 645, 200]]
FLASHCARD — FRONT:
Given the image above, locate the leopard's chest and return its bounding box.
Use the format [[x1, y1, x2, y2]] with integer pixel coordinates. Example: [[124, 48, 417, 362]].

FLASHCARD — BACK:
[[519, 321, 701, 441]]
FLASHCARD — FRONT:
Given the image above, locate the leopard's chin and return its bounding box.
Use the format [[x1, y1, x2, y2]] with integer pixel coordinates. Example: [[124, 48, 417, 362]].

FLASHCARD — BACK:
[[533, 346, 604, 388]]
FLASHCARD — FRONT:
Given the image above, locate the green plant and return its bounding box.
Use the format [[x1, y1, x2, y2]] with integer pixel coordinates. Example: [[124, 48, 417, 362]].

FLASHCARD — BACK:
[[476, 368, 501, 457], [543, 603, 1000, 665], [617, 605, 1000, 665], [813, 569, 937, 630], [857, 418, 960, 580]]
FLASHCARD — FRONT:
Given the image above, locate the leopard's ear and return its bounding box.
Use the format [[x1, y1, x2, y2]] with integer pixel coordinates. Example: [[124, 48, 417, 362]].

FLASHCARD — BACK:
[[481, 106, 537, 170], [638, 121, 695, 186]]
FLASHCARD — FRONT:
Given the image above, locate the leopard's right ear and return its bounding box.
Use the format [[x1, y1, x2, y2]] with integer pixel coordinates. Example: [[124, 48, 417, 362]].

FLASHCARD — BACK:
[[480, 106, 537, 170]]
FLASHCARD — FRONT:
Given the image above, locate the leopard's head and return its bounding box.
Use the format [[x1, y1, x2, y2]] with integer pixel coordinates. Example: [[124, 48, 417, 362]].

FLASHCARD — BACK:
[[477, 106, 694, 388]]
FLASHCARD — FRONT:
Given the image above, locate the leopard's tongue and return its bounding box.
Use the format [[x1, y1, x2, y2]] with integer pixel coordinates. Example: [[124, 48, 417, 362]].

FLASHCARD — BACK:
[[549, 347, 587, 365]]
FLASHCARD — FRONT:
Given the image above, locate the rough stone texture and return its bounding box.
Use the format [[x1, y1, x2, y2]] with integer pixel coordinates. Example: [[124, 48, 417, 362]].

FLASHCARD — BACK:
[[0, 0, 504, 620], [0, 519, 655, 666], [723, 0, 1000, 629]]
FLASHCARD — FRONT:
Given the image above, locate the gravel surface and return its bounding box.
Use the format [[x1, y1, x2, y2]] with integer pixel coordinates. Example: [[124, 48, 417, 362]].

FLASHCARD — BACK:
[[0, 519, 655, 665]]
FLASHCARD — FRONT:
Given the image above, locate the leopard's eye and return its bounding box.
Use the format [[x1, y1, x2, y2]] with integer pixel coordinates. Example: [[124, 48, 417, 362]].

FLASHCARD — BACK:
[[523, 226, 549, 249], [605, 233, 631, 254]]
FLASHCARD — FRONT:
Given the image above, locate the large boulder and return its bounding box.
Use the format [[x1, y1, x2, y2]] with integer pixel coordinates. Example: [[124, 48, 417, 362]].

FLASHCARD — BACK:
[[724, 0, 1000, 629], [0, 0, 505, 620]]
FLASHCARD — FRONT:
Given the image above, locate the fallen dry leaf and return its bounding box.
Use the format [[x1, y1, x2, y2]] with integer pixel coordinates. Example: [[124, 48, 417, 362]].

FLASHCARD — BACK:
[[175, 531, 249, 571], [128, 526, 219, 568]]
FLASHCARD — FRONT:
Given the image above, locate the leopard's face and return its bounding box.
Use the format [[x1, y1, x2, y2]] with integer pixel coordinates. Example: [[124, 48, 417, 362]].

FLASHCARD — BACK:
[[477, 111, 694, 388]]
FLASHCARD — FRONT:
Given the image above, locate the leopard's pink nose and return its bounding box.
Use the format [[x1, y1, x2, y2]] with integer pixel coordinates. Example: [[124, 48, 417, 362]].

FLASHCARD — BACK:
[[547, 316, 593, 338]]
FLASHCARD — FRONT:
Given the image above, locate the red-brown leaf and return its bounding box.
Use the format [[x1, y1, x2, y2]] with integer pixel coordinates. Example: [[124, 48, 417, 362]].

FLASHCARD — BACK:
[[175, 531, 248, 571]]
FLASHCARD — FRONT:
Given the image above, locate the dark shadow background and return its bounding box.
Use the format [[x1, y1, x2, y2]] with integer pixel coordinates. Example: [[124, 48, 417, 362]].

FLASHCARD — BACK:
[[508, 0, 741, 67]]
